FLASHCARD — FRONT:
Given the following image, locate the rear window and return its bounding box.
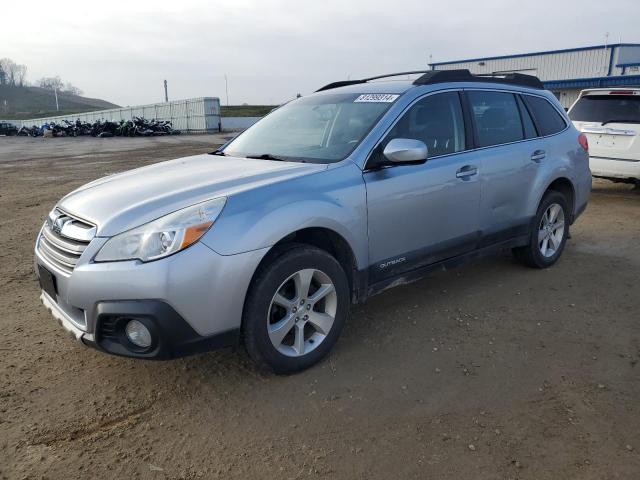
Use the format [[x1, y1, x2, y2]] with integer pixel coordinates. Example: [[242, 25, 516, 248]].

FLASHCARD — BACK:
[[523, 95, 567, 136], [569, 94, 640, 124]]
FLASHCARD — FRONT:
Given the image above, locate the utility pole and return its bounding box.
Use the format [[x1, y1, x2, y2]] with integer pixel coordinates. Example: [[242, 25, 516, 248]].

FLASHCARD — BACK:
[[54, 87, 59, 111], [224, 75, 230, 106], [604, 32, 610, 76], [164, 80, 168, 102]]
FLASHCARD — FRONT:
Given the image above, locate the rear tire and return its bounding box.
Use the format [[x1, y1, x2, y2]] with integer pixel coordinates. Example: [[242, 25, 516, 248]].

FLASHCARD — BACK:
[[242, 245, 350, 374], [513, 190, 569, 269]]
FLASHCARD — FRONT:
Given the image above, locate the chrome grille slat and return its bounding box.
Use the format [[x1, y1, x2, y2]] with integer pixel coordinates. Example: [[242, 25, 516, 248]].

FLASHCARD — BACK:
[[41, 227, 86, 254], [37, 209, 95, 274], [39, 237, 79, 267]]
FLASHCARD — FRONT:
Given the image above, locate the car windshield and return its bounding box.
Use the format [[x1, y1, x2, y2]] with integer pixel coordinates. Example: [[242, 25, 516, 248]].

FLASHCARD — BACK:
[[569, 94, 640, 124], [223, 93, 397, 163]]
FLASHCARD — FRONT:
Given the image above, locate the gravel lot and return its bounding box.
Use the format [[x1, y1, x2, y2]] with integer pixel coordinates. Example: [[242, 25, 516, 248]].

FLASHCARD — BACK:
[[1, 136, 639, 479]]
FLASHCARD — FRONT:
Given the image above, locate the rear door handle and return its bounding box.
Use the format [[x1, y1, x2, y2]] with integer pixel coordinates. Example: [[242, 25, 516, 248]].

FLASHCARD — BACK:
[[531, 150, 546, 162], [456, 165, 478, 179]]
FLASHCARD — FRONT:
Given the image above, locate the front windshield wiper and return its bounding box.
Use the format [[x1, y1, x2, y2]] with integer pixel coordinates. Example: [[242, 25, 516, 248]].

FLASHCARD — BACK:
[[245, 153, 290, 162], [601, 119, 640, 125], [209, 149, 226, 156]]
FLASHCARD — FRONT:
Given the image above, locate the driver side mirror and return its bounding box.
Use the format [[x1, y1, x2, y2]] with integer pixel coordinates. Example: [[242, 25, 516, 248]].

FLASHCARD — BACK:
[[382, 138, 428, 164]]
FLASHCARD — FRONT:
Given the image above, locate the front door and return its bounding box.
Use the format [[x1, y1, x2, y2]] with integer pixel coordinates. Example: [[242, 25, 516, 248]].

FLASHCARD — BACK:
[[364, 91, 482, 283]]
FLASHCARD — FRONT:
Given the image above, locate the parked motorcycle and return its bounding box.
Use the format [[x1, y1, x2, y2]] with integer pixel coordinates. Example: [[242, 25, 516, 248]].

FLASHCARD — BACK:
[[13, 117, 182, 139]]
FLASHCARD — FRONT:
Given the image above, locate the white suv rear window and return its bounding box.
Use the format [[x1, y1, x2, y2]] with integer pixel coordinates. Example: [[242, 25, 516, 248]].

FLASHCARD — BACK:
[[569, 95, 640, 124]]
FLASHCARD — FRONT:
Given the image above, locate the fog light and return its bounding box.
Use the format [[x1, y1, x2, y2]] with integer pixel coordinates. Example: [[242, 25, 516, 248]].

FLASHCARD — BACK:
[[125, 319, 152, 348]]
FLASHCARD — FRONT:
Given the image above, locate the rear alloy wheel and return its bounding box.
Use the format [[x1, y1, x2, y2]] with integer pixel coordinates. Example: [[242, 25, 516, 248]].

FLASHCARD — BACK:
[[513, 190, 569, 268], [538, 203, 565, 258], [242, 245, 349, 374]]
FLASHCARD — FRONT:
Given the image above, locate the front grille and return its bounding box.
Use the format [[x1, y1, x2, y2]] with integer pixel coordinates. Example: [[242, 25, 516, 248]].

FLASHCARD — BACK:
[[37, 209, 96, 274]]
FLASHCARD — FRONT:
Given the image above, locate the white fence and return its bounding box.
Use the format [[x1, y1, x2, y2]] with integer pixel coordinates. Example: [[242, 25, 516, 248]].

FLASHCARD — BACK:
[[19, 97, 221, 132], [0, 119, 22, 127]]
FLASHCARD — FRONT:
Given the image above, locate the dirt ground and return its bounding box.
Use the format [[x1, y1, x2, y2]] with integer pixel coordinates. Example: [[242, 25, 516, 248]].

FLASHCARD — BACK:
[[1, 135, 639, 480]]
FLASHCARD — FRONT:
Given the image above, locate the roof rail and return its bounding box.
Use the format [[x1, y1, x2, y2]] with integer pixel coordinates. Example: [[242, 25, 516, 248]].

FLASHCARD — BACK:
[[316, 69, 544, 92], [413, 69, 544, 89], [315, 71, 431, 92]]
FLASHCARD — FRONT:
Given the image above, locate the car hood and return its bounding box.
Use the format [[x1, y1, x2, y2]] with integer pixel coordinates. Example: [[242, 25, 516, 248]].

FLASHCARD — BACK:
[[58, 154, 327, 236]]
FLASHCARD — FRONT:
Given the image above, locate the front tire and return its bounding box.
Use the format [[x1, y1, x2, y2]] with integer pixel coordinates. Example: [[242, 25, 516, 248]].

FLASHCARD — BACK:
[[242, 245, 350, 374], [513, 190, 569, 268]]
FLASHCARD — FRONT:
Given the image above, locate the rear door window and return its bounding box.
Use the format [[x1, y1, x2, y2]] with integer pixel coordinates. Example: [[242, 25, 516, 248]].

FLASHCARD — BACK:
[[467, 91, 524, 147], [523, 95, 567, 136], [568, 94, 640, 124]]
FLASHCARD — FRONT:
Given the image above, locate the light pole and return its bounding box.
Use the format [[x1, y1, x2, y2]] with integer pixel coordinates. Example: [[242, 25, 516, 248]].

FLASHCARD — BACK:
[[164, 80, 168, 102], [224, 74, 229, 106], [54, 87, 59, 111]]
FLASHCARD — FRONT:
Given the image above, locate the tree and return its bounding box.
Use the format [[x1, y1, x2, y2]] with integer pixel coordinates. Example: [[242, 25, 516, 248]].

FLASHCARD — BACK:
[[15, 64, 27, 86], [64, 82, 83, 96], [37, 76, 64, 91], [0, 58, 16, 85], [0, 58, 27, 86]]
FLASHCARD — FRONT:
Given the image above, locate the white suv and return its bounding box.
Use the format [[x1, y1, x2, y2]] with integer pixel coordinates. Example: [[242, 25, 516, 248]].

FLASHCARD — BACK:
[[568, 88, 640, 184]]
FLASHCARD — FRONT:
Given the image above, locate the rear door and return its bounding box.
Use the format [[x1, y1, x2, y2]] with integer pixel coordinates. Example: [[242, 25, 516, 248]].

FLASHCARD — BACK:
[[466, 90, 541, 244], [363, 91, 482, 283]]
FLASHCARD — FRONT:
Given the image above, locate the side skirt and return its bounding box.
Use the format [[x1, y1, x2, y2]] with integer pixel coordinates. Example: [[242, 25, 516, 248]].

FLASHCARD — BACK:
[[361, 234, 530, 300]]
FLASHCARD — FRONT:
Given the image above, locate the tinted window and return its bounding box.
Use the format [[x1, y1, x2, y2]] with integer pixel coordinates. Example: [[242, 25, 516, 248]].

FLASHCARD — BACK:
[[516, 95, 538, 138], [568, 95, 640, 124], [523, 95, 567, 136], [384, 92, 465, 157], [468, 91, 523, 147]]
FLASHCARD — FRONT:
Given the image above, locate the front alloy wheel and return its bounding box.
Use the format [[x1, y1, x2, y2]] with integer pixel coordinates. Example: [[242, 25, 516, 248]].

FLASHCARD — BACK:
[[242, 245, 349, 374], [267, 269, 337, 357]]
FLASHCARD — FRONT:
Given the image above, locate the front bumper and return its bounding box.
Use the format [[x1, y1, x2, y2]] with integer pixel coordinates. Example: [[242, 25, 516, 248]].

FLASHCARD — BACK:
[[40, 292, 240, 359], [36, 231, 269, 359]]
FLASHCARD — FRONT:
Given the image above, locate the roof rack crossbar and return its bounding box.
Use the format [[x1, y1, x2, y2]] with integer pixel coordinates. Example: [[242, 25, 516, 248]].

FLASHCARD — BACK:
[[413, 69, 544, 89], [316, 68, 544, 92]]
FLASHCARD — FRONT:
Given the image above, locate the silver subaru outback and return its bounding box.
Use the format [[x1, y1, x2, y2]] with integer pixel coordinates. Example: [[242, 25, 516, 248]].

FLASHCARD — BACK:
[[35, 70, 591, 373]]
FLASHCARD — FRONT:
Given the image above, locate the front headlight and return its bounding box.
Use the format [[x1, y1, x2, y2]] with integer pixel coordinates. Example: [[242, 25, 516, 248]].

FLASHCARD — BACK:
[[94, 197, 226, 263]]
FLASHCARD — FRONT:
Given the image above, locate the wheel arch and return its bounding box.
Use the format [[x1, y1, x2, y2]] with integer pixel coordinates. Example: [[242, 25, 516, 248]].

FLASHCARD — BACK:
[[249, 227, 364, 304], [543, 176, 576, 223]]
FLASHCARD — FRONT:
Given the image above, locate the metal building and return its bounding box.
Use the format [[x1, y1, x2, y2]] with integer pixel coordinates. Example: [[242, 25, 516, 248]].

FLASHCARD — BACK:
[[430, 43, 640, 108]]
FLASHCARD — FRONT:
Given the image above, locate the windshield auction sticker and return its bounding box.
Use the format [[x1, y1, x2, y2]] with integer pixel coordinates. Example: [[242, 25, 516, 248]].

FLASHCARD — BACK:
[[354, 94, 399, 103]]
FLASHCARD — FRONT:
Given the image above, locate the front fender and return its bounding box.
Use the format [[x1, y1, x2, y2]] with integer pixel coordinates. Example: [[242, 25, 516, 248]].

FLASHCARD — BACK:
[[200, 162, 369, 270]]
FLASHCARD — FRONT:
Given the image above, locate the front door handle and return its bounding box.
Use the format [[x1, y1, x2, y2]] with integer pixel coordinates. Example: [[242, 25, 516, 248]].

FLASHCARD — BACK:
[[531, 150, 546, 162], [456, 165, 478, 179]]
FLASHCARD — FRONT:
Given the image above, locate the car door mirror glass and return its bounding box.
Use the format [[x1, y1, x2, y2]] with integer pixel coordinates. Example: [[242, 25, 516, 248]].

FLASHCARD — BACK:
[[382, 138, 428, 163]]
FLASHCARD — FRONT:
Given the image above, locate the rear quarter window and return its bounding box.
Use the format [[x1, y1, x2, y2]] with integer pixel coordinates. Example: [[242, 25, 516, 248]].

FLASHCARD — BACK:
[[523, 95, 567, 136]]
